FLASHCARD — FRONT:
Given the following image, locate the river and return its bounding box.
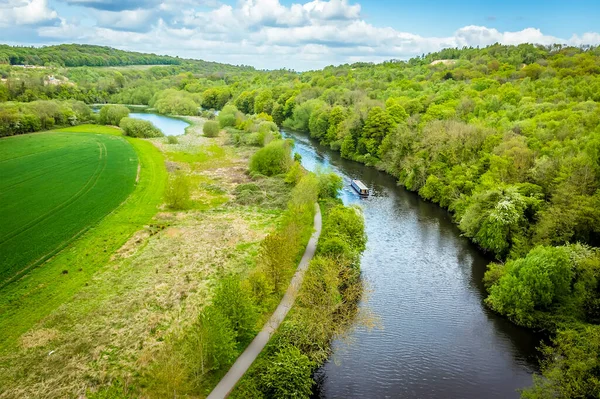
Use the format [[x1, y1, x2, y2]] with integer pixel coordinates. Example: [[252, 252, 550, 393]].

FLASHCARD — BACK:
[[282, 130, 541, 399]]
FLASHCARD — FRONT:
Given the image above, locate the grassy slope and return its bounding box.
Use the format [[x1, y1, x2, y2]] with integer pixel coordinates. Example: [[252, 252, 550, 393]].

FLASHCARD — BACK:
[[0, 125, 167, 352], [0, 131, 138, 286]]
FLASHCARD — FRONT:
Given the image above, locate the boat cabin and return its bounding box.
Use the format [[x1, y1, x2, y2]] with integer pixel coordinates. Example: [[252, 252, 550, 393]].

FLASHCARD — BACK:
[[351, 180, 369, 197]]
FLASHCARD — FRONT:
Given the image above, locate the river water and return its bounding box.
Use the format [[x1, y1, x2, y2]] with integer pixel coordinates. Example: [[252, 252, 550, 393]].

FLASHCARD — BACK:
[[282, 130, 541, 399]]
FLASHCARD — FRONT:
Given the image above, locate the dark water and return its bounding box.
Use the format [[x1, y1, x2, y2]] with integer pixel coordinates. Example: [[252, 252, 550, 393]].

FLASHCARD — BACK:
[[128, 113, 189, 136], [283, 130, 541, 399]]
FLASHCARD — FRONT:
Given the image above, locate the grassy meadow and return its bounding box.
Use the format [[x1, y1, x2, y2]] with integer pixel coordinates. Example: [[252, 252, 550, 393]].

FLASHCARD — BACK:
[[0, 121, 305, 398], [0, 130, 138, 287]]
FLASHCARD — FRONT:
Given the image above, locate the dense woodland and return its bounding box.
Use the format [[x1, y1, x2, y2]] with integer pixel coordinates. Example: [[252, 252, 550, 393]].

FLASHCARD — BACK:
[[1, 43, 600, 397], [0, 44, 255, 70]]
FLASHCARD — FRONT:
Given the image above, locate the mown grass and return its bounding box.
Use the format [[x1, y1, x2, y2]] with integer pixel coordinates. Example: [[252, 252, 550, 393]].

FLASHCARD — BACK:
[[0, 129, 138, 286], [0, 125, 167, 352]]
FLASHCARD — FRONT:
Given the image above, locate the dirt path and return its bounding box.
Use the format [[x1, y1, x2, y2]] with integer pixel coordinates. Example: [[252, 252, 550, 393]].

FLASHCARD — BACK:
[[207, 203, 322, 399]]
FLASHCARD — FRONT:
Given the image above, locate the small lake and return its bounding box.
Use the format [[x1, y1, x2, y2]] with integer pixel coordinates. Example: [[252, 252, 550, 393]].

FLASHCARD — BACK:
[[129, 113, 189, 136]]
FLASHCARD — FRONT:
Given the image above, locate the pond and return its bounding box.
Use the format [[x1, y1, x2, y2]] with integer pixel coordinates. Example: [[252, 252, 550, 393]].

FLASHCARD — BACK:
[[282, 130, 541, 399], [128, 113, 189, 136]]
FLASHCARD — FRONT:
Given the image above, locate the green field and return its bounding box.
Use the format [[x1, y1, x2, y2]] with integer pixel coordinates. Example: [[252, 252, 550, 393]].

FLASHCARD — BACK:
[[0, 131, 138, 286], [0, 125, 166, 351]]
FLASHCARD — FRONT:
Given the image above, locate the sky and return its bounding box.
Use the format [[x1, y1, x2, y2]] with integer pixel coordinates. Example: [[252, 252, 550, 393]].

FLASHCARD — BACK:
[[1, 0, 600, 70]]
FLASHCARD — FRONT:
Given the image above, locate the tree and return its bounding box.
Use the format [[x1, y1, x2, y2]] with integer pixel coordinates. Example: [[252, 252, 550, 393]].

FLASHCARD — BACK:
[[212, 275, 258, 346], [486, 246, 573, 325], [249, 140, 293, 176], [98, 104, 129, 125], [358, 106, 394, 156], [165, 171, 191, 210]]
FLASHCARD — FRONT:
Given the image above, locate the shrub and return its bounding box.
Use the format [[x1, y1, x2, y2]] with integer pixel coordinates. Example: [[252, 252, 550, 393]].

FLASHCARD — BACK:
[[98, 104, 129, 125], [218, 104, 239, 128], [167, 135, 179, 144], [203, 120, 220, 137], [119, 117, 163, 138], [249, 140, 293, 176], [165, 171, 191, 210], [260, 346, 314, 399]]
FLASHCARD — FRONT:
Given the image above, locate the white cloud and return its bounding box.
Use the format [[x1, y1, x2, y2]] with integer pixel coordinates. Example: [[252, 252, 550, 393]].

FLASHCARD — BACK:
[[95, 8, 157, 31], [29, 0, 600, 70], [0, 0, 58, 26]]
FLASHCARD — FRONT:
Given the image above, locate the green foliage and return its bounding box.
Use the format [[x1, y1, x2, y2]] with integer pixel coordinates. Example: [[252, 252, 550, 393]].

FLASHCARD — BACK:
[[183, 305, 238, 377], [522, 326, 600, 399], [119, 117, 163, 138], [259, 346, 314, 399], [249, 140, 293, 176], [202, 87, 231, 110], [486, 246, 573, 326], [0, 100, 92, 136], [284, 161, 305, 185], [212, 275, 259, 347], [164, 171, 191, 210], [167, 135, 179, 144], [218, 104, 239, 128], [0, 44, 182, 67], [150, 89, 200, 115], [203, 120, 220, 137], [316, 170, 343, 199], [99, 104, 129, 125]]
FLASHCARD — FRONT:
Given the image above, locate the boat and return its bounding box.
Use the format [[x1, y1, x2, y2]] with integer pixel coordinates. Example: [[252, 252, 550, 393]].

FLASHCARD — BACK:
[[351, 179, 369, 197]]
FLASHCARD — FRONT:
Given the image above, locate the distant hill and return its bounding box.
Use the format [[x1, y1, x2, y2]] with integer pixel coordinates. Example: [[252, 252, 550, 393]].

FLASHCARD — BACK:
[[0, 44, 253, 72]]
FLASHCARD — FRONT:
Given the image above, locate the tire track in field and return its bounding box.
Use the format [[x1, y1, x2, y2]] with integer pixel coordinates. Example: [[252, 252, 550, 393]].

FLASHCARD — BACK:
[[0, 137, 97, 164], [0, 139, 108, 249], [0, 152, 99, 193]]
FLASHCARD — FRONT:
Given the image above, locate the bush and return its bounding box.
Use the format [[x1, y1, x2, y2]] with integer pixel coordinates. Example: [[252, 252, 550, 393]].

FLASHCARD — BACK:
[[203, 120, 220, 137], [260, 346, 314, 399], [218, 104, 239, 128], [119, 117, 163, 138], [165, 171, 191, 210], [167, 135, 179, 144], [249, 140, 293, 176], [98, 104, 129, 125]]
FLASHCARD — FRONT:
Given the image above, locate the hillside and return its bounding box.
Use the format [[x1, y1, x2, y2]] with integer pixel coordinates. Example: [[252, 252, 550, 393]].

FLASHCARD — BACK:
[[0, 44, 254, 72]]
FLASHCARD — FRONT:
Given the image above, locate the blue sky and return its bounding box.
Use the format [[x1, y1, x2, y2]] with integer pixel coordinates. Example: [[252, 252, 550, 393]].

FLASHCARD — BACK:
[[1, 0, 599, 70]]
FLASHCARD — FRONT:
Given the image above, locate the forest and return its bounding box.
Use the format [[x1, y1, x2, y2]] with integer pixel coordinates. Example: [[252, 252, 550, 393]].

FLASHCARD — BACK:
[[1, 42, 600, 397]]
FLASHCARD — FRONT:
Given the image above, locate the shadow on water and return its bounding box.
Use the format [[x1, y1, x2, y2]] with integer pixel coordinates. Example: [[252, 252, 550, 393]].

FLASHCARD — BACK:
[[282, 130, 542, 399]]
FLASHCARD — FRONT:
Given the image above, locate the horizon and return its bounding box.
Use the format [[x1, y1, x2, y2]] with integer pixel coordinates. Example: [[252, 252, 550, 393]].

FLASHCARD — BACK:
[[1, 0, 599, 71]]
